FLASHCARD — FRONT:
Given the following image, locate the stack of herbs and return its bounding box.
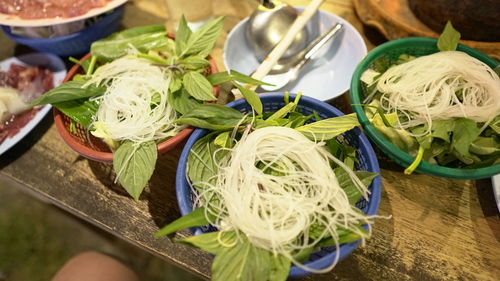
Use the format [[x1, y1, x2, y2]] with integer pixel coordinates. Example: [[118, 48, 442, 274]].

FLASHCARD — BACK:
[[360, 22, 500, 174], [156, 92, 379, 281], [30, 16, 266, 200]]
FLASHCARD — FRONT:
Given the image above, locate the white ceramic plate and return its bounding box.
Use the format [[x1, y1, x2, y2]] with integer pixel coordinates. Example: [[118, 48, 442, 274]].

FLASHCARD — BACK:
[[0, 53, 66, 155], [223, 8, 367, 101], [0, 0, 127, 27], [492, 174, 500, 212]]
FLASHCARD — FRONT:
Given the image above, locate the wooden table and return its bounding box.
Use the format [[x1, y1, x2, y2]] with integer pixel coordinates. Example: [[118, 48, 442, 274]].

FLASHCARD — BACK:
[[1, 1, 499, 280]]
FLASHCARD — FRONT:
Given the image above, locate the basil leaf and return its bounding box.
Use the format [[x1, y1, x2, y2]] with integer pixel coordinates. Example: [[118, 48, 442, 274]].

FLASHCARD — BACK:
[[266, 102, 296, 121], [489, 116, 500, 134], [206, 70, 273, 86], [430, 119, 455, 142], [326, 138, 358, 169], [287, 112, 314, 128], [175, 15, 193, 56], [232, 82, 263, 115], [177, 230, 232, 255], [212, 237, 269, 281], [296, 113, 360, 140], [437, 21, 461, 52], [206, 71, 232, 85], [214, 131, 233, 148], [334, 168, 377, 205], [168, 88, 201, 115], [179, 56, 210, 70], [317, 225, 367, 247], [180, 103, 244, 121], [169, 76, 183, 93], [187, 134, 223, 188], [176, 104, 246, 130], [412, 125, 433, 150], [201, 231, 290, 281], [470, 137, 500, 155], [113, 140, 157, 200], [495, 65, 500, 77], [183, 71, 217, 101], [292, 247, 314, 263], [180, 231, 290, 281], [180, 16, 224, 58], [31, 81, 105, 106], [155, 207, 212, 237], [452, 118, 480, 156], [91, 25, 170, 62], [268, 253, 290, 281], [53, 98, 100, 129]]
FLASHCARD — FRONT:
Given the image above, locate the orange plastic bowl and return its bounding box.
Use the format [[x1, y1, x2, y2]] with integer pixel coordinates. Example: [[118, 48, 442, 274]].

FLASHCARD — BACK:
[[54, 53, 219, 163]]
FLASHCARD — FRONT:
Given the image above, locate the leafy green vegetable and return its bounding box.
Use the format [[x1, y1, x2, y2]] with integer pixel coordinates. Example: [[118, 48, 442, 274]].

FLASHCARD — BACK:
[[177, 230, 227, 255], [214, 131, 233, 148], [430, 120, 455, 142], [206, 70, 273, 86], [53, 99, 100, 129], [113, 141, 157, 201], [334, 168, 377, 204], [155, 207, 212, 237], [183, 71, 217, 101], [361, 24, 500, 171], [31, 81, 105, 106], [296, 113, 360, 140], [211, 236, 289, 281], [167, 88, 201, 115], [437, 21, 461, 52], [175, 104, 247, 130], [175, 15, 193, 56], [178, 16, 224, 58], [187, 132, 224, 190], [91, 25, 170, 62], [231, 82, 263, 116], [452, 118, 480, 156], [266, 102, 296, 121], [178, 231, 290, 281], [470, 137, 500, 155], [179, 56, 211, 70], [317, 225, 368, 247]]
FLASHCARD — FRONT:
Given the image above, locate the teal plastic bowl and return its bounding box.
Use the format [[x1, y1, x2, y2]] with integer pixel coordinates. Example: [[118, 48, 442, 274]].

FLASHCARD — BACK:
[[350, 37, 500, 180]]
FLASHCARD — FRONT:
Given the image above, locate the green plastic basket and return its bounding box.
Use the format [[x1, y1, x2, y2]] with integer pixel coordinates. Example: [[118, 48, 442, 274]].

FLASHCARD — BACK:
[[350, 37, 500, 180]]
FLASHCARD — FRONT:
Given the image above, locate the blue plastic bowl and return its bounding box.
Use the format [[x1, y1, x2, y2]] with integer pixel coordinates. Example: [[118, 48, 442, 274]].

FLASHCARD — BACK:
[[176, 93, 382, 278], [1, 5, 125, 57]]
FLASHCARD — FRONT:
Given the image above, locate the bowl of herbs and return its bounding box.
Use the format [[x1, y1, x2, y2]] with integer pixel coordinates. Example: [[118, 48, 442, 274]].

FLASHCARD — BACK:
[[157, 92, 382, 279], [30, 16, 263, 200], [350, 22, 500, 179]]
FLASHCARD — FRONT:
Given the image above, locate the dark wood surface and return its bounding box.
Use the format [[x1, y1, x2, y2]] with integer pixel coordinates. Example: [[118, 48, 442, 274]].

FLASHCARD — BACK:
[[1, 1, 499, 280]]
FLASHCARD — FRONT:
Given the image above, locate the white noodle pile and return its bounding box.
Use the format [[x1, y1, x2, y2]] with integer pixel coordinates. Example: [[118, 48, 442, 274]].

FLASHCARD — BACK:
[[375, 51, 500, 133], [194, 126, 373, 273], [84, 56, 183, 142]]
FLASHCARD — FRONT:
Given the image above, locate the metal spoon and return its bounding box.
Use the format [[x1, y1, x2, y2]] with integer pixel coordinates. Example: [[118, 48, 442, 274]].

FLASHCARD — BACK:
[[258, 23, 344, 92], [246, 1, 309, 61]]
